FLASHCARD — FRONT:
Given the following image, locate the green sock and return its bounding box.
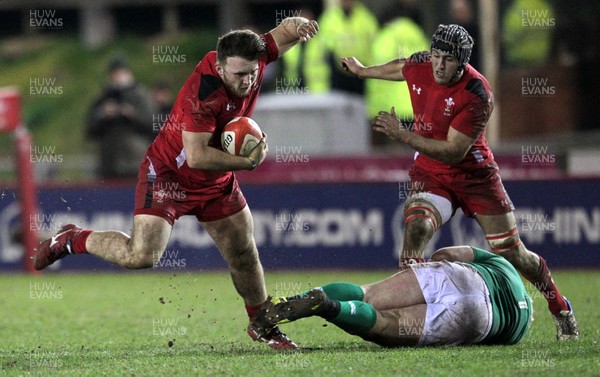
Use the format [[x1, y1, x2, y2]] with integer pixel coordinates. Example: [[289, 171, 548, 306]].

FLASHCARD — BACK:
[[286, 283, 363, 303], [320, 283, 364, 301], [330, 301, 377, 335]]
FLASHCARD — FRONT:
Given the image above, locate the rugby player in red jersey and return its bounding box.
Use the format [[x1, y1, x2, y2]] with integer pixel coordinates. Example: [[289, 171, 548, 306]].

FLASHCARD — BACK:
[[340, 24, 578, 341], [34, 17, 319, 350]]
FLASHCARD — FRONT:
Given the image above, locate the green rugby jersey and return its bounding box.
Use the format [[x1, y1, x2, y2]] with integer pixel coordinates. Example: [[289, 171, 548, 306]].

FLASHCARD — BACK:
[[466, 247, 533, 344]]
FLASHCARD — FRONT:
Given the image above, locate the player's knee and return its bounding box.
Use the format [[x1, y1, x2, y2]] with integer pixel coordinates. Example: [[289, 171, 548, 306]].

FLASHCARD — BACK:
[[122, 256, 154, 270], [227, 242, 259, 270], [403, 199, 442, 238], [405, 217, 434, 240], [122, 244, 161, 269], [486, 227, 523, 264]]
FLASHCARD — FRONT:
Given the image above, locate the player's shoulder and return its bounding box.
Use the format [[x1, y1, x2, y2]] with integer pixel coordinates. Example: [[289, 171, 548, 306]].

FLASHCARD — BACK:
[[196, 51, 218, 75], [459, 66, 493, 105], [174, 57, 225, 117], [402, 51, 431, 77], [198, 74, 223, 102], [194, 51, 224, 103]]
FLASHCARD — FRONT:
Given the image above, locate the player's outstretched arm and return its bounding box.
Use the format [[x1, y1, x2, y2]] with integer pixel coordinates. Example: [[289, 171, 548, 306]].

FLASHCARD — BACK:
[[372, 108, 476, 165], [340, 57, 405, 81], [270, 17, 319, 57], [430, 246, 475, 263], [182, 131, 262, 171]]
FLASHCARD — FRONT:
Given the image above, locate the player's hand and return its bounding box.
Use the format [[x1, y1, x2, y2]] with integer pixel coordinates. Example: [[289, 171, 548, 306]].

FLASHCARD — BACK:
[[297, 20, 319, 42], [340, 57, 365, 78], [247, 132, 268, 170], [372, 107, 408, 142]]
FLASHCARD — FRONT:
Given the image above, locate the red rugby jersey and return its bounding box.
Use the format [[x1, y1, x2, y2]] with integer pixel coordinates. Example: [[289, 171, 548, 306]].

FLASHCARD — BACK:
[[147, 32, 279, 187], [402, 52, 496, 173]]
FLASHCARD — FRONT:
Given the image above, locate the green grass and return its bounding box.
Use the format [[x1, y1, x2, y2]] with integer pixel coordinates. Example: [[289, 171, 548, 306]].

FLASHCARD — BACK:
[[1, 270, 599, 376]]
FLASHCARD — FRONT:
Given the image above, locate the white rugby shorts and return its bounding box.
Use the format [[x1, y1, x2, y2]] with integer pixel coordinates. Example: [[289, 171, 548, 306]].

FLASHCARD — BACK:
[[410, 261, 493, 346]]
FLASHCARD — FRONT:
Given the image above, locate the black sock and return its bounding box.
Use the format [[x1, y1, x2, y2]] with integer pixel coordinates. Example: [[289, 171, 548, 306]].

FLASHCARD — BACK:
[[285, 290, 341, 319], [319, 299, 341, 320]]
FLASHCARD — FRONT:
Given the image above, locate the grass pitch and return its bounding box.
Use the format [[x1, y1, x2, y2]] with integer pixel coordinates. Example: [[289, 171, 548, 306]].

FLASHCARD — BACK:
[[1, 270, 598, 376]]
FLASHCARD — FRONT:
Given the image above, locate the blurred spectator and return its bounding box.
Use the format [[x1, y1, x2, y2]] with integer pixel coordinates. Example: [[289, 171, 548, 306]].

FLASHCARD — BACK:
[[151, 81, 174, 119], [305, 0, 378, 94], [502, 0, 554, 67], [448, 0, 480, 69], [86, 56, 156, 179], [367, 0, 428, 146]]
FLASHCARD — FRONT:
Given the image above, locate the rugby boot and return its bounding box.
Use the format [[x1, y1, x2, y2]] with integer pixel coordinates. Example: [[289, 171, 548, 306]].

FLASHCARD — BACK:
[[246, 322, 299, 350], [33, 224, 81, 270], [247, 296, 299, 350], [553, 297, 580, 340], [264, 288, 328, 324]]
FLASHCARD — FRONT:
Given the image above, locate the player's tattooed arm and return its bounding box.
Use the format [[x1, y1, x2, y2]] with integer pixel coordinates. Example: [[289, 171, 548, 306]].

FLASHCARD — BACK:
[[270, 17, 319, 56], [372, 107, 476, 165], [340, 57, 406, 81]]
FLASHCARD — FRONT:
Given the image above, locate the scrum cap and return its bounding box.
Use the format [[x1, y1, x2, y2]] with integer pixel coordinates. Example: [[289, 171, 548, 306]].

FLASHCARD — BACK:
[[430, 24, 474, 69]]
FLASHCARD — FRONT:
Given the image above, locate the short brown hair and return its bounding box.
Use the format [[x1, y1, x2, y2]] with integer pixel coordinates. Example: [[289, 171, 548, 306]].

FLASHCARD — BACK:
[[216, 29, 265, 64]]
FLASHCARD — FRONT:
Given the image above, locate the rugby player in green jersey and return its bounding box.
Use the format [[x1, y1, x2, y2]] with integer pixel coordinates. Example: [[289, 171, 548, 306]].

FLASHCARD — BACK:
[[250, 246, 538, 346]]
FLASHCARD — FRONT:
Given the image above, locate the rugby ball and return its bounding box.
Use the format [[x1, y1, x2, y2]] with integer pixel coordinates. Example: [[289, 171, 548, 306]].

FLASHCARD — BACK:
[[221, 117, 263, 157]]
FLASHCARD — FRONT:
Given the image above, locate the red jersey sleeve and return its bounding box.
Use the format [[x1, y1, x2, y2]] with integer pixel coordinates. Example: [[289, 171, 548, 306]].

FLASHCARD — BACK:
[[402, 51, 430, 80], [182, 100, 218, 133], [182, 64, 223, 133], [451, 79, 494, 140], [261, 32, 279, 64]]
